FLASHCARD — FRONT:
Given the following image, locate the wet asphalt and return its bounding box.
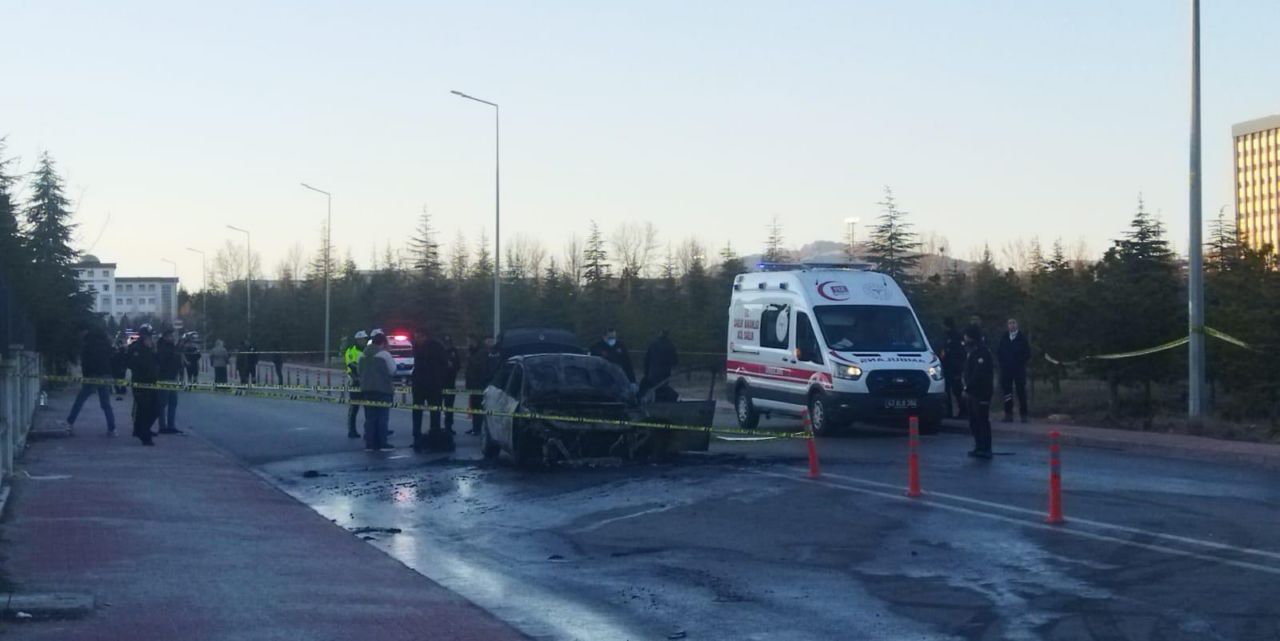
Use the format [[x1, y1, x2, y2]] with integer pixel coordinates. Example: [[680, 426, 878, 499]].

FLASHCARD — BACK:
[[179, 392, 1280, 641]]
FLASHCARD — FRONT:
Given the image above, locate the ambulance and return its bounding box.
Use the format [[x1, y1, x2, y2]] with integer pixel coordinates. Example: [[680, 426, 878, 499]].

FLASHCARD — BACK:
[[726, 264, 946, 435]]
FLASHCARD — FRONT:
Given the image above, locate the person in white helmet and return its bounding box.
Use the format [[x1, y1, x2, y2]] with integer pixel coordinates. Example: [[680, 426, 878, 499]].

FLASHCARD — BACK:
[[344, 330, 370, 438]]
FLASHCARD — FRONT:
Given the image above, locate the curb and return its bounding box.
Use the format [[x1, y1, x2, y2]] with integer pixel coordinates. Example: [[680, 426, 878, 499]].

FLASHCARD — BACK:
[[936, 419, 1280, 469], [2, 592, 95, 620]]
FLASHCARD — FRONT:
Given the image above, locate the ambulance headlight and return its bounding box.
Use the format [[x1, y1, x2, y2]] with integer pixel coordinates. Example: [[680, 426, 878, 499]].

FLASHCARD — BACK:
[[928, 365, 944, 381], [835, 365, 863, 380]]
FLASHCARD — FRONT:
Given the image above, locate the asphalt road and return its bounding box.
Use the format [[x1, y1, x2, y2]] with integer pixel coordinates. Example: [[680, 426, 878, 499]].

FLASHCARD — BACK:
[[178, 389, 1280, 641]]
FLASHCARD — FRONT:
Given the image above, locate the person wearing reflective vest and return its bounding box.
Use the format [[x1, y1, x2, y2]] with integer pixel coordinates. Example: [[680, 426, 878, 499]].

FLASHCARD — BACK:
[[344, 330, 369, 439]]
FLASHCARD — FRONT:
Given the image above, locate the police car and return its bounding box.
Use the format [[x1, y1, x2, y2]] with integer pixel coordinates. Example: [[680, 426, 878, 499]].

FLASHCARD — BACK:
[[384, 332, 415, 379]]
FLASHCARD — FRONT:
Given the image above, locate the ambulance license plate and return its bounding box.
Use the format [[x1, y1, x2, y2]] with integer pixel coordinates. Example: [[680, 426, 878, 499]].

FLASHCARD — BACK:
[[883, 398, 917, 409]]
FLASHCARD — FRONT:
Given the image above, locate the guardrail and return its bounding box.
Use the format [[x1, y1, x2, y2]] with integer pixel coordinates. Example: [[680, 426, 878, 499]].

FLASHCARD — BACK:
[[1, 347, 42, 488]]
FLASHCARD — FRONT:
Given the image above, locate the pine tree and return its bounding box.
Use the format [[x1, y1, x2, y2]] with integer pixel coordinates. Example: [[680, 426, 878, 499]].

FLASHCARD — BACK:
[[718, 241, 745, 279], [306, 221, 337, 283], [763, 215, 788, 263], [22, 152, 91, 355], [582, 220, 611, 285], [472, 228, 493, 279], [0, 139, 27, 287], [448, 230, 470, 282], [407, 206, 442, 277], [865, 186, 922, 287]]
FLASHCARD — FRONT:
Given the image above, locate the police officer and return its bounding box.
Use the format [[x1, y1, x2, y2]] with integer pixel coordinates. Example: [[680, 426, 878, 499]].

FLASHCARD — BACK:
[[996, 318, 1031, 423], [962, 325, 994, 459], [344, 330, 368, 439], [940, 317, 967, 419], [590, 328, 635, 384], [129, 326, 161, 446], [411, 326, 453, 452], [639, 329, 678, 401], [441, 335, 461, 433], [463, 336, 492, 436], [156, 328, 184, 434]]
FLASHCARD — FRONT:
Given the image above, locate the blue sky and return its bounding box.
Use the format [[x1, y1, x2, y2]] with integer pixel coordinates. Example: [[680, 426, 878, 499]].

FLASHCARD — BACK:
[[3, 0, 1277, 286]]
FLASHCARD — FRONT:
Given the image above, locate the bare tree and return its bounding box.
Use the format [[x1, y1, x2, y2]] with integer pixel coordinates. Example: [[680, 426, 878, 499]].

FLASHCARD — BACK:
[[277, 242, 306, 281], [917, 231, 951, 278], [211, 239, 262, 290], [676, 237, 708, 277], [503, 233, 548, 281], [999, 237, 1038, 272], [562, 235, 584, 287], [448, 230, 469, 281], [610, 222, 659, 280]]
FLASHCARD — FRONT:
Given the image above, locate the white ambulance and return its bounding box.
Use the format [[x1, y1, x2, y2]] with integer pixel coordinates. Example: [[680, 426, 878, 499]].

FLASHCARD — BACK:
[[726, 264, 946, 435]]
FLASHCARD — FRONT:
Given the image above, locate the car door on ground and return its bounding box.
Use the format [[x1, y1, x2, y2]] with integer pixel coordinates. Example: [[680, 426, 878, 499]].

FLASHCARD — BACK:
[[484, 362, 517, 448]]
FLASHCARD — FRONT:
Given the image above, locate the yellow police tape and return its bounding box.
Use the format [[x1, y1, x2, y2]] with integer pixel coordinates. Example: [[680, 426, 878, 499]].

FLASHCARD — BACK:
[[1042, 325, 1258, 366], [41, 375, 811, 441]]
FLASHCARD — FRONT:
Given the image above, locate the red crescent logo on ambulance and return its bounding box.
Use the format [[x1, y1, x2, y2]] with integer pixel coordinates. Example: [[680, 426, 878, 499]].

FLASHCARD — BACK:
[[817, 281, 851, 301]]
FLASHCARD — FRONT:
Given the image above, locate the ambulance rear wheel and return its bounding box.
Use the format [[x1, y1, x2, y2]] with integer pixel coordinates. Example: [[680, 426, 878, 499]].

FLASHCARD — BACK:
[[735, 385, 760, 430]]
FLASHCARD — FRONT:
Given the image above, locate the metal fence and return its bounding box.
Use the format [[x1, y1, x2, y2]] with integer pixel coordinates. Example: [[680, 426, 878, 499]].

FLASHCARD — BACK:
[[0, 348, 41, 486]]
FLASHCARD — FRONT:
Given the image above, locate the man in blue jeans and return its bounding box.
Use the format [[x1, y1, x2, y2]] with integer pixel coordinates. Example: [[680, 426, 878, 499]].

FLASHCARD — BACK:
[[65, 327, 117, 435], [357, 332, 396, 451]]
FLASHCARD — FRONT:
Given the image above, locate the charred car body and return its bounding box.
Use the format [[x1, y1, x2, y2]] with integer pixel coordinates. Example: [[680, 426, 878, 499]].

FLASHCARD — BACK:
[[479, 328, 712, 467]]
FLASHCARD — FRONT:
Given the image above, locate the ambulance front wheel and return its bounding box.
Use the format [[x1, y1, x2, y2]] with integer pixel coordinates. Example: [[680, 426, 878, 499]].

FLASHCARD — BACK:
[[735, 385, 760, 430]]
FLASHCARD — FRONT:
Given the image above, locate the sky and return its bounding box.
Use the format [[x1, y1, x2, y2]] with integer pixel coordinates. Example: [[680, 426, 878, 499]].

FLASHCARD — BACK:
[[2, 0, 1278, 288]]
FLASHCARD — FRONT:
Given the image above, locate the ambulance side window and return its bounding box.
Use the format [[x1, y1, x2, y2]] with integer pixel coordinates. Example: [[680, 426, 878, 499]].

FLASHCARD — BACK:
[[759, 304, 791, 350], [796, 312, 823, 365]]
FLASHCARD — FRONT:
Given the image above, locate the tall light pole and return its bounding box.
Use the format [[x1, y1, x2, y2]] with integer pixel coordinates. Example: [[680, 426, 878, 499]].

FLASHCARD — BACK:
[[301, 183, 333, 365], [226, 225, 252, 344], [185, 247, 207, 335], [1187, 0, 1206, 420], [451, 89, 501, 337], [844, 217, 860, 261]]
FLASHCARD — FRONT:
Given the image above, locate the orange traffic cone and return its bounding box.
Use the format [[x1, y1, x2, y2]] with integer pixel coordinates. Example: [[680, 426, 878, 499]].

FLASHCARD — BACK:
[[1047, 430, 1066, 524], [802, 409, 821, 479], [907, 415, 922, 497]]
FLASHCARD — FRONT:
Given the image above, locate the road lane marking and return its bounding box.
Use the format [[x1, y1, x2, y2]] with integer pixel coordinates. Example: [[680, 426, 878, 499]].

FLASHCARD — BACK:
[[816, 470, 1280, 564], [571, 504, 681, 533], [755, 470, 1280, 577]]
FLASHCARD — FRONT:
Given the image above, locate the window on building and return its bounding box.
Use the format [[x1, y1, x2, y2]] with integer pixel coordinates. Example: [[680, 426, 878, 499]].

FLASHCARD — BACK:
[[102, 269, 109, 277], [101, 295, 110, 307], [103, 284, 110, 291], [125, 284, 132, 292], [149, 298, 156, 305], [117, 298, 123, 305], [149, 284, 156, 291], [126, 298, 133, 305]]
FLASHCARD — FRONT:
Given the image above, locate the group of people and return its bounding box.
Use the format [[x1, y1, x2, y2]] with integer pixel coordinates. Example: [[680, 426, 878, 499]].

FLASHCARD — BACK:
[[65, 324, 190, 446], [938, 315, 1032, 459], [343, 328, 503, 454]]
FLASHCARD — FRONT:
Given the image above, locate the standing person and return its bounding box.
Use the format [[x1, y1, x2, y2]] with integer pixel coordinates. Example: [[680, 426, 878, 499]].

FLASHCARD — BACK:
[[589, 328, 635, 385], [940, 318, 967, 419], [182, 336, 201, 384], [344, 331, 368, 439], [463, 336, 492, 436], [128, 327, 161, 446], [156, 329, 184, 434], [410, 326, 452, 452], [64, 327, 118, 436], [962, 325, 994, 459], [997, 318, 1031, 423], [441, 335, 461, 434], [356, 332, 396, 451], [110, 336, 130, 399], [639, 329, 679, 401], [966, 314, 985, 345], [209, 339, 230, 384]]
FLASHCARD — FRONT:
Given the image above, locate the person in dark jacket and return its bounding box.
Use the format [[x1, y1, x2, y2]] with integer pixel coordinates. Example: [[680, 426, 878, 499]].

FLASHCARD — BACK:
[[463, 336, 494, 436], [411, 326, 453, 452], [129, 327, 161, 446], [940, 317, 967, 419], [271, 352, 284, 386], [156, 329, 184, 434], [65, 327, 118, 435], [441, 335, 461, 433], [996, 318, 1031, 423], [182, 337, 201, 383], [639, 330, 678, 401], [589, 329, 635, 384], [962, 325, 994, 459], [110, 338, 129, 399]]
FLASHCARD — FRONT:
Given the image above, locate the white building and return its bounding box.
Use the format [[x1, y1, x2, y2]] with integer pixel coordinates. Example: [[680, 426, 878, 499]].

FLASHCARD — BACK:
[[73, 255, 179, 324]]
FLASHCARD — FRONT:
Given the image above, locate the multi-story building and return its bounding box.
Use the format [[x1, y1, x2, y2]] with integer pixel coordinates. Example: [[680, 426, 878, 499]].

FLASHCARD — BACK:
[[1233, 114, 1280, 253], [72, 255, 179, 324]]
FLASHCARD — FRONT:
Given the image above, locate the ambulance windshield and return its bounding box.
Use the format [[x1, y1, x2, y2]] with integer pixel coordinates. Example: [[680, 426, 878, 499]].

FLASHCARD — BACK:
[[814, 305, 926, 352]]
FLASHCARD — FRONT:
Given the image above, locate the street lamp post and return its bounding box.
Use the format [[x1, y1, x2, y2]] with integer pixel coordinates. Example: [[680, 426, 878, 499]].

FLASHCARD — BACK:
[[226, 225, 252, 344], [844, 217, 860, 261], [1188, 0, 1206, 420], [301, 183, 333, 366], [185, 247, 207, 335], [160, 258, 178, 325], [451, 89, 501, 338]]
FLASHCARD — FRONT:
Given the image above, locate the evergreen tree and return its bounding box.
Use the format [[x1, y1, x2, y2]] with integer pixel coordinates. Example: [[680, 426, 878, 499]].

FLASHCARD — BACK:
[[582, 220, 611, 285], [763, 215, 788, 263], [472, 228, 493, 279], [306, 221, 337, 284], [22, 152, 91, 357], [449, 230, 470, 281], [0, 139, 27, 289], [865, 186, 922, 287], [407, 206, 442, 277]]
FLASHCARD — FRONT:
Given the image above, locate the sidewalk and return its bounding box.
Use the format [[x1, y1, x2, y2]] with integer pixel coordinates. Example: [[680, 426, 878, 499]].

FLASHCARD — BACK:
[[0, 390, 526, 641]]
